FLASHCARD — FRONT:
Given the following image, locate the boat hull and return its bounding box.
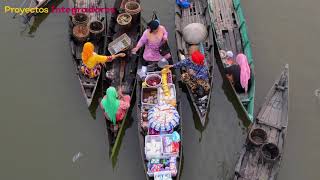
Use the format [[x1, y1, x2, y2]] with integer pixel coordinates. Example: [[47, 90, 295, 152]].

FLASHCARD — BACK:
[[208, 0, 255, 123], [174, 0, 215, 126], [234, 65, 289, 180]]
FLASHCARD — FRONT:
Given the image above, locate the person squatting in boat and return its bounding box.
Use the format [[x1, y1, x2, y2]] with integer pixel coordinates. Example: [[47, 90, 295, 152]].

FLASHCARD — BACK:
[[100, 86, 131, 129], [225, 53, 252, 93], [131, 19, 169, 74], [166, 45, 210, 97], [81, 42, 125, 78]]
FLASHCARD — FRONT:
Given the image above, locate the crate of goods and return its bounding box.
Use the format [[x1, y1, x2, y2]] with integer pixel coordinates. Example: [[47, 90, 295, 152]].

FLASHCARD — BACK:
[[147, 157, 177, 177], [141, 105, 152, 130], [141, 87, 158, 106], [161, 134, 179, 158], [154, 171, 172, 180], [145, 135, 163, 160], [108, 33, 131, 55], [158, 84, 176, 106], [147, 71, 173, 84]]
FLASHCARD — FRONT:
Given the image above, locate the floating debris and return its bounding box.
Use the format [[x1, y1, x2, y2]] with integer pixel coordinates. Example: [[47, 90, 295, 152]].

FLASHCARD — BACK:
[[72, 152, 83, 163], [314, 88, 320, 97]]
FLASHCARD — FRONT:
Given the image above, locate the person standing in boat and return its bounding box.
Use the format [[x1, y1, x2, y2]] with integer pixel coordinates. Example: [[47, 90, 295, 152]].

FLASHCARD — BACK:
[[225, 53, 252, 93], [100, 86, 131, 129], [166, 45, 210, 96], [131, 19, 168, 73], [81, 42, 125, 78]]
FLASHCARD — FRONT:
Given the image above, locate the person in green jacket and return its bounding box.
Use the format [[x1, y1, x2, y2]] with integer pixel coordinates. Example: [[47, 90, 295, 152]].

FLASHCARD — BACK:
[[100, 86, 131, 130]]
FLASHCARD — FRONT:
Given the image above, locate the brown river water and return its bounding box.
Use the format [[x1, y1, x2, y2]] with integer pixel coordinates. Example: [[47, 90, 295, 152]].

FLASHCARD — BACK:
[[0, 0, 319, 179]]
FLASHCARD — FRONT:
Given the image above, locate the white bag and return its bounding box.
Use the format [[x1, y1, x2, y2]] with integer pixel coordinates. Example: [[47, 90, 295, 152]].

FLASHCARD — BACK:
[[182, 23, 208, 44]]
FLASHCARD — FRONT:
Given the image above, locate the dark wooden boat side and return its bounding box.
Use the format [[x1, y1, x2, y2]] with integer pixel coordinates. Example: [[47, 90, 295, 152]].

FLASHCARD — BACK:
[[21, 0, 51, 23], [234, 65, 289, 180], [68, 0, 107, 107], [174, 0, 215, 126], [27, 0, 64, 35], [208, 0, 256, 123], [136, 15, 183, 180], [101, 0, 140, 159]]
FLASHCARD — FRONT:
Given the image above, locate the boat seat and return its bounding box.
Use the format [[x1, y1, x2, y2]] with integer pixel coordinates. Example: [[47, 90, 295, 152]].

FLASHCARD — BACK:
[[238, 93, 250, 104]]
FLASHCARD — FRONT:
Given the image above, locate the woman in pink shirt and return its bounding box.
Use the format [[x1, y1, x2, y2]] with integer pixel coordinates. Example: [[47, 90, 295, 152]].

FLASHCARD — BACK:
[[132, 20, 168, 67]]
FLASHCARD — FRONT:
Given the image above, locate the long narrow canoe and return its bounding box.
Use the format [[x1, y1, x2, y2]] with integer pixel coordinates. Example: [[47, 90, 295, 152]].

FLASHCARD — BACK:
[[175, 0, 215, 126], [234, 64, 289, 180], [68, 0, 107, 107], [16, 0, 51, 23], [101, 0, 140, 158], [27, 0, 64, 35], [136, 13, 183, 180], [208, 0, 255, 123]]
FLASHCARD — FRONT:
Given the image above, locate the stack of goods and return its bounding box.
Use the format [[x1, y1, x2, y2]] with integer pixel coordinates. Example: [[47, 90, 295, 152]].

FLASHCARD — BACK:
[[140, 106, 151, 131], [148, 103, 180, 134], [147, 157, 177, 177], [158, 84, 176, 107], [161, 68, 171, 96], [145, 132, 180, 177], [145, 135, 163, 160], [141, 88, 158, 106], [162, 134, 180, 157], [154, 171, 172, 180]]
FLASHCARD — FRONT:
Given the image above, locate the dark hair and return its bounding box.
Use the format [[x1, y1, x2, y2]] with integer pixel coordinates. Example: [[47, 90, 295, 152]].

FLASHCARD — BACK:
[[147, 20, 160, 33]]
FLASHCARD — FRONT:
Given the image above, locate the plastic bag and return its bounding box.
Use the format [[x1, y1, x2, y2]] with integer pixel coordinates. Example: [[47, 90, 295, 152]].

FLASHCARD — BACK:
[[176, 0, 190, 8], [182, 23, 208, 44]]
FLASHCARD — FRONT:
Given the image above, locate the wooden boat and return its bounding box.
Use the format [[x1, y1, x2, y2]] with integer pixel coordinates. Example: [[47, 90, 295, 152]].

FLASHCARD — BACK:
[[136, 13, 183, 180], [26, 0, 64, 35], [14, 0, 51, 23], [101, 0, 140, 158], [175, 0, 215, 126], [68, 0, 107, 107], [208, 0, 256, 123], [234, 64, 289, 180]]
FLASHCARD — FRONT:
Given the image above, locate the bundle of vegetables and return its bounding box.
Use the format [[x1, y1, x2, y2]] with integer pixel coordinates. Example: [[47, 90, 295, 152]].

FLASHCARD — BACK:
[[161, 68, 171, 97]]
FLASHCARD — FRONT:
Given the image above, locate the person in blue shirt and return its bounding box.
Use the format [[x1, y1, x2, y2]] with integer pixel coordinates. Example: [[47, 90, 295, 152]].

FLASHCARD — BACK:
[[167, 45, 210, 95]]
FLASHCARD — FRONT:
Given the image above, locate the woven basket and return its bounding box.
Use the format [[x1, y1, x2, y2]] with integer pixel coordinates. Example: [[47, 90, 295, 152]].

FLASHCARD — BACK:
[[72, 24, 89, 42], [117, 13, 132, 30], [124, 1, 141, 22], [72, 13, 89, 25], [89, 20, 105, 41]]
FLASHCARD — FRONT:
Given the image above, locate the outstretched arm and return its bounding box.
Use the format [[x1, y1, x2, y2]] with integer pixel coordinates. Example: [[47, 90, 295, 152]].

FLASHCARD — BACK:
[[132, 30, 148, 53], [95, 53, 126, 64], [172, 58, 189, 69]]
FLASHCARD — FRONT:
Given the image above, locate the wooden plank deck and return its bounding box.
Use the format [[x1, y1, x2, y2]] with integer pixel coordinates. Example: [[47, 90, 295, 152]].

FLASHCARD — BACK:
[[234, 67, 289, 180]]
